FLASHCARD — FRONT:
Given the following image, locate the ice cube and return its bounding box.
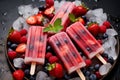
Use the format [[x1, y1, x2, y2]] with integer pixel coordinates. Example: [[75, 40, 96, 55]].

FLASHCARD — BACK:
[[54, 0, 60, 13], [36, 71, 48, 80], [99, 63, 112, 75], [106, 29, 118, 36], [12, 17, 25, 31], [74, 0, 82, 6], [13, 58, 24, 68]]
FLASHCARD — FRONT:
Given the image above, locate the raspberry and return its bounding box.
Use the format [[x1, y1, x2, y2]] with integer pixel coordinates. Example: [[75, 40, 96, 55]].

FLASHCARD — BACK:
[[45, 52, 52, 59], [95, 71, 101, 78], [8, 51, 17, 60], [99, 25, 107, 34], [20, 36, 27, 43], [49, 56, 58, 63], [103, 21, 111, 28], [97, 39, 102, 44], [85, 59, 92, 67], [19, 29, 28, 36]]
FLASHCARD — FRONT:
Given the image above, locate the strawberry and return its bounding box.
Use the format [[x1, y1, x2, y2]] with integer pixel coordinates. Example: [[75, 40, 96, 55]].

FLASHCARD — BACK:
[[26, 15, 37, 25], [19, 29, 27, 36], [9, 30, 21, 43], [103, 21, 111, 28], [44, 6, 55, 16], [87, 23, 100, 36], [99, 25, 107, 34], [48, 63, 63, 78], [15, 43, 26, 53], [36, 13, 44, 24], [45, 0, 54, 8], [13, 69, 25, 80], [8, 51, 17, 60], [85, 59, 92, 67], [73, 5, 88, 16], [49, 56, 58, 63], [20, 36, 27, 43], [78, 17, 85, 25], [45, 52, 53, 59]]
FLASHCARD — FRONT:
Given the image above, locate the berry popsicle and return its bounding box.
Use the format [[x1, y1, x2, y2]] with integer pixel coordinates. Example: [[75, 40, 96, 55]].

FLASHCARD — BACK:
[[50, 2, 75, 31], [24, 26, 47, 75], [66, 22, 107, 64], [49, 32, 86, 80]]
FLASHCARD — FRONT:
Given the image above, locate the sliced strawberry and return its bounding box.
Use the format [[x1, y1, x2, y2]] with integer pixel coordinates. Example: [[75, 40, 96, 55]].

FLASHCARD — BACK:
[[45, 0, 54, 8], [13, 69, 25, 80], [19, 29, 28, 36], [36, 13, 44, 25], [20, 36, 27, 43], [48, 63, 63, 78], [78, 17, 85, 25], [9, 30, 21, 43], [44, 6, 55, 16], [99, 25, 107, 34], [73, 5, 88, 16], [87, 23, 100, 36], [26, 15, 37, 25], [8, 51, 17, 60], [16, 43, 26, 53]]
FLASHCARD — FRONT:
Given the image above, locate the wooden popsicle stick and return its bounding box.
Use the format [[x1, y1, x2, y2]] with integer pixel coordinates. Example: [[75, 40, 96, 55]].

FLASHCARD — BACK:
[[96, 54, 107, 64], [76, 69, 86, 80], [30, 62, 36, 75]]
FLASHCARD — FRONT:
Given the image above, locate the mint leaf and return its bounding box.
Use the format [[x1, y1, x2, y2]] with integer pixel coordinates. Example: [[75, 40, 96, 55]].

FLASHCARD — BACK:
[[43, 18, 63, 33], [54, 18, 61, 27], [69, 13, 76, 22]]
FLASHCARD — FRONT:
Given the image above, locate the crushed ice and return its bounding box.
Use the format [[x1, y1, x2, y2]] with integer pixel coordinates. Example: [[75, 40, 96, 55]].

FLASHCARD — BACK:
[[13, 58, 24, 68]]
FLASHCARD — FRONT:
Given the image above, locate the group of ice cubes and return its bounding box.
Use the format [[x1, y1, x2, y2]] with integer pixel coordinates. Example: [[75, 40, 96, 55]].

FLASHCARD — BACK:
[[102, 29, 118, 60], [85, 8, 107, 26]]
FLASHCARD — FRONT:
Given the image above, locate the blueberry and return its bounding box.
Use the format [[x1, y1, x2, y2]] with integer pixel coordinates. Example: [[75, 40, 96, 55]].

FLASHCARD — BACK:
[[94, 64, 100, 71], [79, 52, 84, 56], [38, 5, 46, 11], [64, 74, 71, 80], [24, 69, 30, 77], [101, 53, 108, 58], [29, 76, 35, 80], [85, 71, 91, 76], [107, 56, 114, 64], [10, 43, 18, 50], [89, 66, 95, 71], [89, 74, 97, 80], [102, 33, 108, 39], [7, 41, 12, 47]]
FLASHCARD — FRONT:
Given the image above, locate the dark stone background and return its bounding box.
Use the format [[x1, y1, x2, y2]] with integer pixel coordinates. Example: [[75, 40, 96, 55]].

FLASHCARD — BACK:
[[0, 0, 120, 80]]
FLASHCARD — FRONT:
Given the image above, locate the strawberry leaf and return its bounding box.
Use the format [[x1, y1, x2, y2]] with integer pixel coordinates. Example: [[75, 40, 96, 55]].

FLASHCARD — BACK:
[[69, 13, 76, 22], [43, 18, 63, 33]]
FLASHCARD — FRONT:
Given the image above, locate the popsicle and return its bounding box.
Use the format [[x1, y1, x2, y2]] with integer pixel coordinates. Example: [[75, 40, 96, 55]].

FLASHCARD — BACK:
[[49, 32, 86, 80], [66, 22, 107, 64], [24, 26, 47, 75], [50, 2, 75, 31]]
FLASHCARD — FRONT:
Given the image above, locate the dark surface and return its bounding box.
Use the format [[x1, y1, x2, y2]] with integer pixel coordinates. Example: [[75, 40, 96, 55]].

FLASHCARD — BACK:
[[0, 0, 120, 80]]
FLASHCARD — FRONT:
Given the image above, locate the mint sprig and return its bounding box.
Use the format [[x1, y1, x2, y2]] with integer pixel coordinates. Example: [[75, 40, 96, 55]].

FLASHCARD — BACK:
[[69, 13, 76, 22], [43, 18, 63, 33]]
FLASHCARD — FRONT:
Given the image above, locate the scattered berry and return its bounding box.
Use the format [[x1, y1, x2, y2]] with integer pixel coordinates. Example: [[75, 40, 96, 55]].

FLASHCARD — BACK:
[[36, 13, 44, 24], [8, 51, 17, 60], [45, 0, 54, 8], [87, 23, 100, 36], [101, 53, 108, 58], [78, 17, 85, 25], [89, 66, 95, 71], [49, 63, 63, 78], [85, 71, 91, 76], [49, 56, 58, 63], [26, 15, 37, 25], [9, 30, 21, 43], [85, 59, 92, 67], [10, 43, 18, 50], [95, 71, 101, 78], [97, 39, 102, 44], [24, 69, 30, 77], [45, 52, 53, 59], [107, 56, 114, 64], [89, 74, 97, 80], [39, 5, 46, 11], [29, 75, 36, 80], [99, 25, 107, 34], [44, 6, 55, 16], [103, 21, 111, 28], [102, 33, 108, 39], [20, 36, 27, 43], [15, 43, 26, 53], [94, 64, 100, 71], [13, 69, 25, 80], [7, 41, 12, 47], [19, 29, 27, 36]]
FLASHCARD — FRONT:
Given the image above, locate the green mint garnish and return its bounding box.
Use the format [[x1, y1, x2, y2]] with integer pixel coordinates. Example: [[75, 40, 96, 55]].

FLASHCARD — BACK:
[[69, 13, 76, 22], [43, 18, 63, 33]]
